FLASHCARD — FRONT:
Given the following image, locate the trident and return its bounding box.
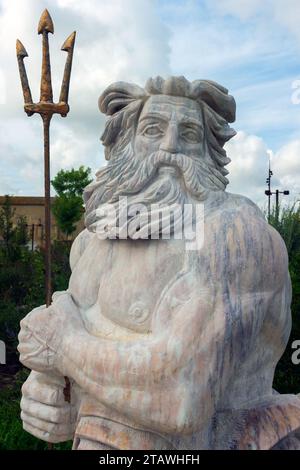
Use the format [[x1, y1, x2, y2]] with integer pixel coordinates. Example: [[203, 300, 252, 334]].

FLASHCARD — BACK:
[[16, 9, 76, 309], [16, 10, 75, 424]]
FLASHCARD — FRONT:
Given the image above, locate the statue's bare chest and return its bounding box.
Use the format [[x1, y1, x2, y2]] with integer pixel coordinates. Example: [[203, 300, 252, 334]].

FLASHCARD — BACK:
[[69, 238, 185, 334]]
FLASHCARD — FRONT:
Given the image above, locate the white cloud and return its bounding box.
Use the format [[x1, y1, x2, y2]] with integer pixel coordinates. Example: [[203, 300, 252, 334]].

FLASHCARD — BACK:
[[225, 131, 270, 207], [225, 131, 300, 208], [272, 1, 300, 43], [210, 0, 300, 45], [272, 140, 300, 199]]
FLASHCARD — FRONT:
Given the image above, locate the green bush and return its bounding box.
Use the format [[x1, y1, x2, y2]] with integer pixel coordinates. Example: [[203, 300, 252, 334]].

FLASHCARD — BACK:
[[0, 234, 72, 450], [0, 243, 71, 351], [0, 195, 74, 449], [270, 203, 300, 393]]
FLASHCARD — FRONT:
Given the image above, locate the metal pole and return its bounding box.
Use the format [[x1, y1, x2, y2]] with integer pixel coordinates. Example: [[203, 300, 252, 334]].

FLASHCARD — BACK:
[[275, 189, 279, 223], [42, 114, 52, 307], [265, 159, 274, 222], [31, 224, 34, 252], [268, 172, 271, 220]]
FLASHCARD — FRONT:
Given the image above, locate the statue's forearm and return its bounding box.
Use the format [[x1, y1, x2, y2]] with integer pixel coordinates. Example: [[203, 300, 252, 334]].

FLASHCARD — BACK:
[[59, 329, 194, 433], [65, 364, 191, 434], [58, 290, 206, 395], [60, 328, 180, 388], [61, 331, 197, 434]]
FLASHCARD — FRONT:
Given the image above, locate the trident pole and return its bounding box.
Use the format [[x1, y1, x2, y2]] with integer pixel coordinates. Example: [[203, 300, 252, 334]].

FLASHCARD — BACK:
[[43, 114, 52, 306], [16, 10, 76, 308]]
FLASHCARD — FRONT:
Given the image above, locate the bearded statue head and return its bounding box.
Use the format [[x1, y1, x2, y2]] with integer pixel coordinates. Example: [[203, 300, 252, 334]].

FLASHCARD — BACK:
[[84, 76, 236, 231]]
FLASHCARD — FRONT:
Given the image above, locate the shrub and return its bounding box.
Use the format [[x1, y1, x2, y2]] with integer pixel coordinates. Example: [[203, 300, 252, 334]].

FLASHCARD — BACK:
[[270, 203, 300, 393]]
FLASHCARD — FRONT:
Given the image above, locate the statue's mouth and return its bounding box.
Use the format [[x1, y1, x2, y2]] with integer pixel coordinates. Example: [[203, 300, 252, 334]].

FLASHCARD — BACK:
[[158, 163, 180, 178]]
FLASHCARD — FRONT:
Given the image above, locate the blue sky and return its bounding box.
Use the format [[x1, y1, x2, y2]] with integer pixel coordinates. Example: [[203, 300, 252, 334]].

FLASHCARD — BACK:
[[161, 0, 300, 149], [0, 0, 300, 208]]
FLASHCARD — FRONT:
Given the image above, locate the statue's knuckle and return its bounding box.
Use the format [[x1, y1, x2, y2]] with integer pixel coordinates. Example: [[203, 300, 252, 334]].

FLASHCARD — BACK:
[[20, 398, 27, 412], [50, 406, 65, 422]]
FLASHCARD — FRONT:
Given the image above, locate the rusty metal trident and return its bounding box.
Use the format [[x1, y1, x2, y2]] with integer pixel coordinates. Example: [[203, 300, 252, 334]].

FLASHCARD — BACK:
[[16, 9, 76, 308]]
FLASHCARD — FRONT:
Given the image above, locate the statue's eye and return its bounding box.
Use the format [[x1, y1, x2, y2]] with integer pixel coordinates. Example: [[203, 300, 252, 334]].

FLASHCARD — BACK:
[[181, 128, 200, 143], [143, 124, 163, 137]]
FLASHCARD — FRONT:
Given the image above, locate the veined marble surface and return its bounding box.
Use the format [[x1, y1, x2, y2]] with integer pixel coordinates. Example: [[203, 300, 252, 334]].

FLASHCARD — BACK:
[[18, 76, 300, 449]]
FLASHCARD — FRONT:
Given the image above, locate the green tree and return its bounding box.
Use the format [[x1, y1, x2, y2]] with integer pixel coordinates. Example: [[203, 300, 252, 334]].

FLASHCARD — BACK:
[[51, 166, 92, 239], [14, 215, 29, 246], [51, 166, 92, 197], [52, 194, 83, 237], [0, 195, 15, 248]]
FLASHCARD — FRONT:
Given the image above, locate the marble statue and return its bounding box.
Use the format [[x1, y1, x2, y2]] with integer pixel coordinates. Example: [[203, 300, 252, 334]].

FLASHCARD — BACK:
[[18, 76, 300, 450]]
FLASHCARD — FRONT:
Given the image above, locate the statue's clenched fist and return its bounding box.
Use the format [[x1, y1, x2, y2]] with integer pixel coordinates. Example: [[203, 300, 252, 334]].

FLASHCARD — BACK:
[[21, 371, 79, 443], [18, 291, 82, 374]]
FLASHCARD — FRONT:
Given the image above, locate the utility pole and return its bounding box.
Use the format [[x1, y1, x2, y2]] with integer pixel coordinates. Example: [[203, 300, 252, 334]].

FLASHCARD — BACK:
[[265, 161, 289, 222], [265, 159, 273, 221]]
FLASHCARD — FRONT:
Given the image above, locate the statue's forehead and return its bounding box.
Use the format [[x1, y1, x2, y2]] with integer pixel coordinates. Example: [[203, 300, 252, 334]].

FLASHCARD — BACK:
[[140, 94, 202, 121]]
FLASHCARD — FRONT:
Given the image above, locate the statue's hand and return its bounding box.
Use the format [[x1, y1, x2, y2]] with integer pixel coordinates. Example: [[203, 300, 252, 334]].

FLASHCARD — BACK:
[[21, 371, 78, 443], [18, 291, 82, 373]]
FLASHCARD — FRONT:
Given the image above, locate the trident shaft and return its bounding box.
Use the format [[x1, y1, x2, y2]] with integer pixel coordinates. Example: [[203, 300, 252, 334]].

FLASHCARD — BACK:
[[16, 9, 76, 309], [16, 10, 76, 420]]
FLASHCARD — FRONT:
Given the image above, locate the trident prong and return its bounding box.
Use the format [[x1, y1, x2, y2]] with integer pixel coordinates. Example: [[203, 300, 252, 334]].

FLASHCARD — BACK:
[[38, 9, 54, 103], [59, 31, 76, 108], [16, 40, 33, 112]]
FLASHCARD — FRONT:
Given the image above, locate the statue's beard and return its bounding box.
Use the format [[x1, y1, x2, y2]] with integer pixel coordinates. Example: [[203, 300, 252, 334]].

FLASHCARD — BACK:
[[84, 142, 226, 237]]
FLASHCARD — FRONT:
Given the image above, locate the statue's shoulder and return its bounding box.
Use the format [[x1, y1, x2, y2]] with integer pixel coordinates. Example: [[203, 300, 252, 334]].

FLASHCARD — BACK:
[[69, 228, 95, 271], [212, 191, 279, 241], [217, 191, 265, 221], [205, 192, 289, 279]]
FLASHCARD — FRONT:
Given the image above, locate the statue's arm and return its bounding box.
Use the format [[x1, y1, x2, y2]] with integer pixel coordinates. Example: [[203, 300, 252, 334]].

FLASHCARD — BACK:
[[19, 229, 93, 442], [69, 228, 94, 271], [58, 280, 216, 434], [19, 273, 215, 434]]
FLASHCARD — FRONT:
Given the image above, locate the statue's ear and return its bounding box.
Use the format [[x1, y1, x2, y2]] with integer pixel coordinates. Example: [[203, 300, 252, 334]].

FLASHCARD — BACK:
[[98, 82, 145, 116]]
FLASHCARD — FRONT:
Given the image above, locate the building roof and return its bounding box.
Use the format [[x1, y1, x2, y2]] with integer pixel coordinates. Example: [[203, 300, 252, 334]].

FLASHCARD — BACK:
[[0, 196, 55, 206]]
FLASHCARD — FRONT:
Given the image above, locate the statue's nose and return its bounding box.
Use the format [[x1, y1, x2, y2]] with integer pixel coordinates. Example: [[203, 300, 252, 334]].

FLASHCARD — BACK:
[[160, 123, 179, 153]]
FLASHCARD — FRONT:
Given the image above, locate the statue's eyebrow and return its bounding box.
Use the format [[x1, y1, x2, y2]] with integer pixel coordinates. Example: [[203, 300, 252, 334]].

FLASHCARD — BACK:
[[138, 112, 170, 124], [179, 116, 203, 129]]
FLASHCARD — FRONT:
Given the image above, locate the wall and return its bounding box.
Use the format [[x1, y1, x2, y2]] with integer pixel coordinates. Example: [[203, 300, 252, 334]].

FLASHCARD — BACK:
[[0, 196, 85, 247]]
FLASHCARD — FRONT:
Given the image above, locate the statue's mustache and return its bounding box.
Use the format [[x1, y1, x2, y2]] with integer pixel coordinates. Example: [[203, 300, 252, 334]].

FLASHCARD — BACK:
[[108, 149, 220, 202]]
